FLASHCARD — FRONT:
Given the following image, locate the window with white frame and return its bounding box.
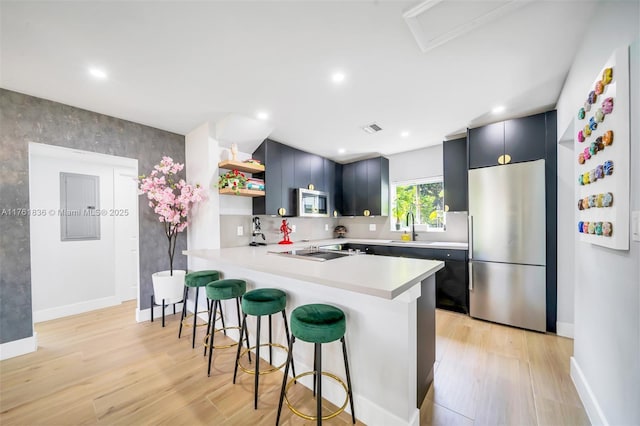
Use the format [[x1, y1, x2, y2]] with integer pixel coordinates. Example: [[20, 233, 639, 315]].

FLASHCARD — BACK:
[[390, 177, 445, 232]]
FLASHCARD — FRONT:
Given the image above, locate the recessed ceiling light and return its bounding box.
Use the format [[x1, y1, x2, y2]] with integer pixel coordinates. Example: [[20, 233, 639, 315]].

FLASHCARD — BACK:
[[401, 131, 410, 138], [331, 72, 345, 84], [492, 105, 505, 114], [88, 67, 107, 80], [256, 112, 269, 120], [338, 148, 346, 154]]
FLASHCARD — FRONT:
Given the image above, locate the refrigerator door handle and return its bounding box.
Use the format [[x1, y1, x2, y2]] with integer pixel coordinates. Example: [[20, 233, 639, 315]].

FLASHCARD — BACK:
[[468, 261, 473, 291], [468, 215, 473, 260]]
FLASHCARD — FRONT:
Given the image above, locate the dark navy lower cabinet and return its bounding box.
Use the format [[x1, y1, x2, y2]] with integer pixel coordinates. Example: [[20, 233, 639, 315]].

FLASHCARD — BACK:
[[343, 243, 469, 314], [435, 260, 468, 314]]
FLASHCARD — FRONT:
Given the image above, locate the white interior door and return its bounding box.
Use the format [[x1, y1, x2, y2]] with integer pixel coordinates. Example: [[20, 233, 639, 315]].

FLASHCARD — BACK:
[[114, 169, 140, 303]]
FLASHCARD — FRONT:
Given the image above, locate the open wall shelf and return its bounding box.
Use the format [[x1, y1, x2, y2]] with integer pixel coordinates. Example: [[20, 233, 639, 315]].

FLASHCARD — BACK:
[[218, 188, 265, 197], [218, 160, 264, 174]]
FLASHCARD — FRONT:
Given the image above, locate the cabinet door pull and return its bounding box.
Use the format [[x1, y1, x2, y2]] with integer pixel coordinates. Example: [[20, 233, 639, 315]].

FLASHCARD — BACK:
[[503, 154, 512, 164], [278, 207, 286, 216], [363, 209, 370, 217], [497, 155, 505, 165], [469, 262, 474, 291]]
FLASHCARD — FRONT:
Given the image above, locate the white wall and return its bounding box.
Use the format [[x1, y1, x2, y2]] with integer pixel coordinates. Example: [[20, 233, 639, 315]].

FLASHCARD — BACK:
[[29, 144, 138, 322], [186, 122, 221, 272], [555, 2, 640, 424], [556, 138, 576, 337]]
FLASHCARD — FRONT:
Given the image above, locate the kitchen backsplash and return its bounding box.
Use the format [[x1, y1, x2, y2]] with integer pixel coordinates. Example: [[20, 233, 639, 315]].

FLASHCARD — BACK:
[[336, 211, 468, 242], [220, 215, 339, 247], [220, 212, 467, 248]]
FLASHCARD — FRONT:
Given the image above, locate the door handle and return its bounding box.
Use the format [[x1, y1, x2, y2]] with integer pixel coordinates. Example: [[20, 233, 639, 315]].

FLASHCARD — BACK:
[[468, 215, 473, 259], [468, 261, 473, 291]]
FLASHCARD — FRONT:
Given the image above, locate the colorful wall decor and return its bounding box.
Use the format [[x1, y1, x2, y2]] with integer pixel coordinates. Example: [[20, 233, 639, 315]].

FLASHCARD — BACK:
[[574, 46, 630, 250]]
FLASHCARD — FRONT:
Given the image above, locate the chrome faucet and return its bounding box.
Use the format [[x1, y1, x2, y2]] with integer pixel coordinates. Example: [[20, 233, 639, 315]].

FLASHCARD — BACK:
[[406, 212, 417, 241]]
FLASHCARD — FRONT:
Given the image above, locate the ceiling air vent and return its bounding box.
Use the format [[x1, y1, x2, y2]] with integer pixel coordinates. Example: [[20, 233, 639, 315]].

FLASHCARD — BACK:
[[362, 123, 383, 134]]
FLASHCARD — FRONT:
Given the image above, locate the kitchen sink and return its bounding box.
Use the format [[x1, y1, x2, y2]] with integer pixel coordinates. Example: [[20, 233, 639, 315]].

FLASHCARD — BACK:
[[268, 247, 357, 261]]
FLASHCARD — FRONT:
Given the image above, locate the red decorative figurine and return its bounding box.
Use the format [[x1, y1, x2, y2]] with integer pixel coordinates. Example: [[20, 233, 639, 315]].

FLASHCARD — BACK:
[[278, 219, 293, 245]]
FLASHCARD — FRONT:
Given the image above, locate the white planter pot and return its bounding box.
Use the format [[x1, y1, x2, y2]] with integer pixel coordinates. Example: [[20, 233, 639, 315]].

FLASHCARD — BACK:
[[152, 270, 186, 305]]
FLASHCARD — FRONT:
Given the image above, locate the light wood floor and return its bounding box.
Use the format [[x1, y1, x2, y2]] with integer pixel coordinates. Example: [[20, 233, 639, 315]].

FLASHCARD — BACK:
[[0, 302, 589, 425], [421, 309, 589, 426]]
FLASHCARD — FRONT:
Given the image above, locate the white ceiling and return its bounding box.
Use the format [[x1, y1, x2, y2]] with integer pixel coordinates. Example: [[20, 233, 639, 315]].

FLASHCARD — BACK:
[[0, 1, 597, 162]]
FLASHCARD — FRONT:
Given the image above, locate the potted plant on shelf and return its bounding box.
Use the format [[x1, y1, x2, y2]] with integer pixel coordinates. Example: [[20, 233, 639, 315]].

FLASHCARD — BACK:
[[218, 169, 247, 194], [139, 156, 205, 306]]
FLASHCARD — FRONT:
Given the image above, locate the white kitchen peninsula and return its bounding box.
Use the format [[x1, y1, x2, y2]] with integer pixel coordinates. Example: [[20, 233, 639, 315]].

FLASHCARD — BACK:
[[184, 242, 443, 426]]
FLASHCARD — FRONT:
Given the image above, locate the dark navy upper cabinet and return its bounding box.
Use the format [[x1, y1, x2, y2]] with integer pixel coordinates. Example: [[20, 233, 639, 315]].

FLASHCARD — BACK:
[[341, 162, 357, 216], [468, 112, 547, 169], [504, 113, 546, 164], [253, 139, 386, 217], [468, 122, 504, 169], [323, 158, 341, 216], [341, 157, 389, 216], [253, 139, 338, 217], [293, 150, 311, 190], [252, 139, 295, 216], [309, 155, 325, 190], [294, 148, 327, 191], [333, 162, 343, 216], [443, 137, 468, 212]]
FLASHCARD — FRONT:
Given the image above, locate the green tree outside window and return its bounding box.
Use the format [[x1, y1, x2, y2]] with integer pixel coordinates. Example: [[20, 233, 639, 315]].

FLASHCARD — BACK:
[[391, 178, 445, 231]]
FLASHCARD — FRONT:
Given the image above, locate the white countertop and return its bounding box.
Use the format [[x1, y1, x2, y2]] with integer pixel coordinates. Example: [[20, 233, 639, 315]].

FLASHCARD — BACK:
[[343, 238, 468, 250], [184, 240, 444, 300]]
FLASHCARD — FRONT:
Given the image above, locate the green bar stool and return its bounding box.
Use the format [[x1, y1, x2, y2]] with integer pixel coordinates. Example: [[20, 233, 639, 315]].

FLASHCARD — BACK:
[[179, 270, 220, 348], [233, 288, 296, 409], [276, 304, 355, 425], [203, 279, 252, 376]]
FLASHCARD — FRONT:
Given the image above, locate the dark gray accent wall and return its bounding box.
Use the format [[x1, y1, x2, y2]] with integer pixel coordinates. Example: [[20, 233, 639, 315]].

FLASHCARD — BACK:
[[0, 89, 186, 344]]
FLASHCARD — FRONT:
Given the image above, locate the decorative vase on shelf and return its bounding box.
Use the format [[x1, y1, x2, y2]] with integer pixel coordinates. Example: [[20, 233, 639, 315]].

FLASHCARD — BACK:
[[231, 143, 238, 161], [152, 270, 186, 304]]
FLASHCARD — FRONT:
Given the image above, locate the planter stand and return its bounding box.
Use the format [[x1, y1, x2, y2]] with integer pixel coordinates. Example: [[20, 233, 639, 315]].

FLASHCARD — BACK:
[[151, 270, 187, 327], [151, 295, 183, 327]]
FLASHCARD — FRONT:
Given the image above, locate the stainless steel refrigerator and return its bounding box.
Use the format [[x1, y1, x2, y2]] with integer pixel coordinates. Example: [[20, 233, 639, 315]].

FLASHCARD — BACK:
[[468, 159, 546, 332]]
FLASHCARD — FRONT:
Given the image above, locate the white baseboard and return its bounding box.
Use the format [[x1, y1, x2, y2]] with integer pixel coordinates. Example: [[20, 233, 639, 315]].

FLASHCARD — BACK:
[[120, 286, 137, 302], [354, 393, 420, 426], [0, 333, 38, 360], [556, 321, 574, 338], [33, 296, 120, 323], [570, 357, 609, 426]]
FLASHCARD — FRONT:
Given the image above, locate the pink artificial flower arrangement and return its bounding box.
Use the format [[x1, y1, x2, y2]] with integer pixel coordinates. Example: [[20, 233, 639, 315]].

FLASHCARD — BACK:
[[139, 156, 205, 275]]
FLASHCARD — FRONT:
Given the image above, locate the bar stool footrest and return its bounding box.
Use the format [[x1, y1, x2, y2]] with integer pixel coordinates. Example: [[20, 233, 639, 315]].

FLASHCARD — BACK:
[[284, 371, 350, 421], [203, 326, 242, 349], [238, 343, 288, 375], [182, 311, 211, 327]]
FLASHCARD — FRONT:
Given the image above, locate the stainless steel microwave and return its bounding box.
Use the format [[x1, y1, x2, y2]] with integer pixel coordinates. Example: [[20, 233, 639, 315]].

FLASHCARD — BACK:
[[297, 188, 329, 217]]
